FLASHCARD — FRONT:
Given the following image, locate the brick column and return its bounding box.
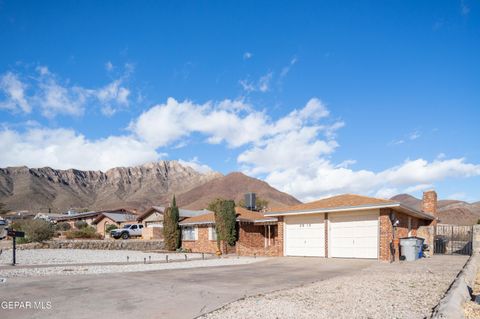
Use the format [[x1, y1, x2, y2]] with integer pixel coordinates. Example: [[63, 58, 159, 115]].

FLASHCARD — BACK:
[[324, 213, 329, 258], [277, 216, 284, 256], [422, 190, 438, 226], [379, 208, 394, 262]]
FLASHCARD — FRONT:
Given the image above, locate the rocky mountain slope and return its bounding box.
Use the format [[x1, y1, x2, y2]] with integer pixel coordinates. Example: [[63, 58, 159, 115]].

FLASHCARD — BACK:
[[177, 172, 301, 209], [0, 161, 222, 213], [391, 194, 480, 225], [0, 162, 302, 213]]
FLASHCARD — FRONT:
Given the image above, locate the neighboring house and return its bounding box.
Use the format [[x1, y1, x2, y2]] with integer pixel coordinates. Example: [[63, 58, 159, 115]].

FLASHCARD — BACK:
[[34, 213, 68, 222], [179, 191, 437, 261], [137, 206, 211, 239], [55, 208, 136, 228], [92, 211, 138, 237], [179, 206, 280, 256], [55, 211, 103, 227], [3, 210, 36, 222]]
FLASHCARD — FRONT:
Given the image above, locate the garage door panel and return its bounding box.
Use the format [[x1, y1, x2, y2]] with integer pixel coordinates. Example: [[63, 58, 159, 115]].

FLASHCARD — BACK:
[[330, 210, 379, 259], [285, 214, 325, 257]]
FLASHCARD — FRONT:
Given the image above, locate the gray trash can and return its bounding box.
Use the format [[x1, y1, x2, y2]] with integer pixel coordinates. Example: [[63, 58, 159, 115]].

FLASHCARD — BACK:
[[400, 238, 418, 261]]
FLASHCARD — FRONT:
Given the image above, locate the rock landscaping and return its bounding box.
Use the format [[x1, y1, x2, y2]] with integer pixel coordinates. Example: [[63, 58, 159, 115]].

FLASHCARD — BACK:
[[202, 255, 469, 319]]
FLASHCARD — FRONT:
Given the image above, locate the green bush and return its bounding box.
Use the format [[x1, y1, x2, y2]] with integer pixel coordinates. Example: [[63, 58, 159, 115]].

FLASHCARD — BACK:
[[105, 224, 118, 233], [65, 226, 102, 239], [12, 219, 55, 243], [55, 222, 72, 231], [74, 220, 88, 229]]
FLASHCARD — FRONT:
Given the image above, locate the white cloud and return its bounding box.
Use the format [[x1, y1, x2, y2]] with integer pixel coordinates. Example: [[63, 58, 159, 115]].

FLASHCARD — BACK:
[[35, 69, 88, 118], [130, 97, 333, 151], [178, 157, 213, 174], [280, 57, 298, 78], [258, 72, 272, 92], [243, 52, 253, 60], [0, 72, 31, 113], [0, 127, 160, 171], [461, 0, 470, 15], [258, 157, 480, 202], [0, 65, 133, 118], [239, 72, 273, 93], [105, 61, 114, 71]]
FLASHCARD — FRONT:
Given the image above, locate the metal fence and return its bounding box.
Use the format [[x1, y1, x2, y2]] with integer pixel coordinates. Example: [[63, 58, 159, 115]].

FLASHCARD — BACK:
[[434, 224, 473, 256]]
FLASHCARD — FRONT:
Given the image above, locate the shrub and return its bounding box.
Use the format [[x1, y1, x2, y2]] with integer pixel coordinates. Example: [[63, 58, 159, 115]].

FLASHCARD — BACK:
[[55, 222, 72, 231], [65, 226, 102, 239], [209, 198, 237, 253], [105, 224, 118, 233], [16, 219, 55, 243], [163, 195, 180, 251], [74, 220, 88, 229]]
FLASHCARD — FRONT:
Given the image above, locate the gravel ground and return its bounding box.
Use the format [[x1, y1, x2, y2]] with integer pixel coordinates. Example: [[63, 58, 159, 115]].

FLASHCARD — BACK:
[[0, 249, 204, 265], [0, 256, 264, 278], [202, 256, 469, 319], [464, 267, 480, 319]]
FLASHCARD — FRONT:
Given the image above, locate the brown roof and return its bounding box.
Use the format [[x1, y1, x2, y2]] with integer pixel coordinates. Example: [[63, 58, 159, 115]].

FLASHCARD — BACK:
[[268, 194, 396, 214], [266, 193, 434, 221], [179, 206, 277, 226]]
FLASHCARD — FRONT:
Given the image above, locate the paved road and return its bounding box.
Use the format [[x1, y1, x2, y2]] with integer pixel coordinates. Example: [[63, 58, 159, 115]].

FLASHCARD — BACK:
[[0, 257, 373, 319]]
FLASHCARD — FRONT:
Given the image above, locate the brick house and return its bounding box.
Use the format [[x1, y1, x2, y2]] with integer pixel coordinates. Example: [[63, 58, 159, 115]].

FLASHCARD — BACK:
[[180, 191, 437, 261], [179, 206, 280, 256]]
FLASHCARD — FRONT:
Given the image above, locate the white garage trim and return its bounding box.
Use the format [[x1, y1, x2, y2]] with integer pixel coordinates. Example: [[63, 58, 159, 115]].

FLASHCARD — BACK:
[[328, 209, 379, 259], [284, 214, 325, 257]]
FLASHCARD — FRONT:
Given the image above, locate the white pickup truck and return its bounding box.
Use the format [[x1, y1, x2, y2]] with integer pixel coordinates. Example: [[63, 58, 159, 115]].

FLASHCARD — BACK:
[[110, 224, 144, 239]]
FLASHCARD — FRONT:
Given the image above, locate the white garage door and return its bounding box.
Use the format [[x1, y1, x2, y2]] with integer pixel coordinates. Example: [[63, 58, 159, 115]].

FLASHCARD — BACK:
[[285, 214, 325, 257], [329, 210, 379, 259]]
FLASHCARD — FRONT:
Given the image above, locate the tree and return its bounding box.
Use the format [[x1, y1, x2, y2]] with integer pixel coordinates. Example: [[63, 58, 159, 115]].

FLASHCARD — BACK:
[[163, 195, 180, 251], [208, 199, 237, 253], [238, 197, 269, 211]]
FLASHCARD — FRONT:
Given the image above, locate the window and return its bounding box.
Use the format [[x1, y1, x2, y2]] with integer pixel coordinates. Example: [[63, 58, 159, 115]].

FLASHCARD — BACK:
[[208, 226, 217, 241], [131, 225, 137, 229], [139, 225, 143, 229], [182, 226, 197, 240]]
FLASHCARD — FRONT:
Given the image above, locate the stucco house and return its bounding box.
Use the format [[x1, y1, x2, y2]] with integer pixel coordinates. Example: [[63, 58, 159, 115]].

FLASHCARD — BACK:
[[92, 211, 138, 237], [178, 191, 437, 261], [136, 206, 212, 239]]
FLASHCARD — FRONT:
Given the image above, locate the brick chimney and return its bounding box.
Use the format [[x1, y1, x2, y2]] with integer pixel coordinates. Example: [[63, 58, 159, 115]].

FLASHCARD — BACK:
[[422, 190, 437, 219]]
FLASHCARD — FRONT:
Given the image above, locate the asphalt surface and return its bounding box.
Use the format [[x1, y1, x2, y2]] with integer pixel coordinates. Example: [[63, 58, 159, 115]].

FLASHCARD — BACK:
[[0, 257, 374, 319]]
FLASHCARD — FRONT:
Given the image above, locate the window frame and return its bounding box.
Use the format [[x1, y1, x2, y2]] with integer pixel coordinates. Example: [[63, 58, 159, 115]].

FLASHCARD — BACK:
[[182, 226, 197, 241]]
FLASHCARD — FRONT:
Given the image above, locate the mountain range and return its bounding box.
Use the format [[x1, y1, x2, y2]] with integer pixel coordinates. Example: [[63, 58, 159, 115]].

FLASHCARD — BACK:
[[0, 161, 300, 213], [1, 161, 478, 225], [391, 194, 480, 225]]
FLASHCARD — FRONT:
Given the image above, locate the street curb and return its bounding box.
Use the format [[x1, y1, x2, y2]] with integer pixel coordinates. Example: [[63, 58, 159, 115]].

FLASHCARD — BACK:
[[431, 254, 479, 319]]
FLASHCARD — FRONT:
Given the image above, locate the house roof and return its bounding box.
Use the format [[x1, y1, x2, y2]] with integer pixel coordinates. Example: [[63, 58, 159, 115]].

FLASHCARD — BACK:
[[179, 206, 278, 226], [55, 211, 102, 221], [92, 212, 137, 224], [265, 194, 434, 220], [137, 206, 210, 221]]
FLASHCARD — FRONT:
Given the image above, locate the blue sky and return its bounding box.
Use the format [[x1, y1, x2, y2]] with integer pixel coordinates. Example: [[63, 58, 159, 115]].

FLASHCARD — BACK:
[[0, 0, 479, 202]]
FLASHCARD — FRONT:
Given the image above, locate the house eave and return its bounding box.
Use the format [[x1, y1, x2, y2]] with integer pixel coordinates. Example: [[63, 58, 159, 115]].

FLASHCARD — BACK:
[[266, 202, 434, 221]]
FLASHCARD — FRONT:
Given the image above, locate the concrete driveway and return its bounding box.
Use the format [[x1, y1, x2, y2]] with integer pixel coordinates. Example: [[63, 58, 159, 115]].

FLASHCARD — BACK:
[[0, 257, 373, 319]]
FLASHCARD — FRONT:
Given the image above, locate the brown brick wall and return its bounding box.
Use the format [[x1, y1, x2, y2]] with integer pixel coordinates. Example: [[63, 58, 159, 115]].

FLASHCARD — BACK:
[[182, 225, 218, 254], [379, 208, 429, 261], [182, 221, 284, 257], [422, 190, 438, 226], [236, 223, 281, 257]]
